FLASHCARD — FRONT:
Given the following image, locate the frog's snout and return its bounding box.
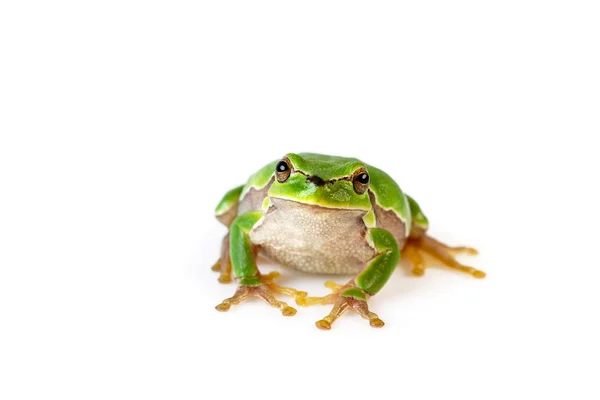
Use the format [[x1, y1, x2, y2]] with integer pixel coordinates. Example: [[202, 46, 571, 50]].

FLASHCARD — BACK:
[[306, 175, 327, 186]]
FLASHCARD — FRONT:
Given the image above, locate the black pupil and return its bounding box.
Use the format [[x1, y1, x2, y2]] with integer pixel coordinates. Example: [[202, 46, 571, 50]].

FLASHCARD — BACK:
[[357, 173, 369, 184], [277, 161, 289, 172]]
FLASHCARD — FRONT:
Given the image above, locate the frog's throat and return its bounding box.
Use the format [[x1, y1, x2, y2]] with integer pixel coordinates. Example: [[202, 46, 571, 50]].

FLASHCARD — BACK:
[[249, 197, 376, 275]]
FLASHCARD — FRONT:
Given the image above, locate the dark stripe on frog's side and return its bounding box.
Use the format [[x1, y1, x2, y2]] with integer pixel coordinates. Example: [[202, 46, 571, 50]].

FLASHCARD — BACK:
[[368, 190, 407, 250]]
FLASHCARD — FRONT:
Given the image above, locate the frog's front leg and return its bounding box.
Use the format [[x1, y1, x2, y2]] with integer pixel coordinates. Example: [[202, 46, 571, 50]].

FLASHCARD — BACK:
[[297, 228, 399, 330], [215, 211, 307, 316]]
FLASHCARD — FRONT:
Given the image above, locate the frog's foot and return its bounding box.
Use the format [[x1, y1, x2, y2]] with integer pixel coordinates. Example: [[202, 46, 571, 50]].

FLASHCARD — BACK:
[[295, 281, 342, 307], [212, 233, 234, 283], [297, 283, 384, 330], [260, 272, 308, 300], [403, 234, 485, 279], [215, 272, 307, 316], [211, 258, 232, 283], [316, 296, 384, 330]]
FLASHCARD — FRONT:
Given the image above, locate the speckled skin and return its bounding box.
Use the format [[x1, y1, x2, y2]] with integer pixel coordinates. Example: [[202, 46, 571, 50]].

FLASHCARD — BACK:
[[249, 198, 378, 274]]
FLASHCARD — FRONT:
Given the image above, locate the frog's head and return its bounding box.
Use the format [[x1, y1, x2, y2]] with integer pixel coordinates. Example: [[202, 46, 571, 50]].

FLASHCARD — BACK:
[[267, 153, 372, 211]]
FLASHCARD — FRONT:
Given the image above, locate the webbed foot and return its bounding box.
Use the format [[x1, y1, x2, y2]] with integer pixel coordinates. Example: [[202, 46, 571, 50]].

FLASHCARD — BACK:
[[211, 259, 232, 283], [216, 272, 307, 316], [212, 233, 234, 283], [403, 234, 485, 278], [297, 283, 384, 330]]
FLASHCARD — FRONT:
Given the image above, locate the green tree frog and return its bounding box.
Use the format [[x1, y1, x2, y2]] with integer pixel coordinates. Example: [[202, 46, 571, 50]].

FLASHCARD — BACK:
[[212, 153, 484, 330]]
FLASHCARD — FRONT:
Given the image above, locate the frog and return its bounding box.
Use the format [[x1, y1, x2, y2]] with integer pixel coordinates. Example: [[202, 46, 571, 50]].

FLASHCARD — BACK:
[[211, 153, 485, 330]]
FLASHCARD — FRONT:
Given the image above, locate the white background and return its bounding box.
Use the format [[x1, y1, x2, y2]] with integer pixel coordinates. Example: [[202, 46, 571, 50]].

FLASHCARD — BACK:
[[1, 1, 599, 399]]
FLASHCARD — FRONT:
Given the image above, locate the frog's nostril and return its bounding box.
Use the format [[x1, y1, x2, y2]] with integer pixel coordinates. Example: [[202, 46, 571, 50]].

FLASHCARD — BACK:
[[307, 175, 327, 186]]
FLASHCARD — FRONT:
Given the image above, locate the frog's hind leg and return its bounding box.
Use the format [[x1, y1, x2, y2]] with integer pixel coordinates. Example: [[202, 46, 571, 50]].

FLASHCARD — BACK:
[[402, 195, 484, 279], [296, 281, 342, 307], [403, 229, 485, 279], [212, 234, 234, 283]]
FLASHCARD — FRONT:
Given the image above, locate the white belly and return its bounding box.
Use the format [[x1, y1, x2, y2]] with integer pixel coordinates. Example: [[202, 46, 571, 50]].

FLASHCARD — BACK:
[[249, 198, 377, 275]]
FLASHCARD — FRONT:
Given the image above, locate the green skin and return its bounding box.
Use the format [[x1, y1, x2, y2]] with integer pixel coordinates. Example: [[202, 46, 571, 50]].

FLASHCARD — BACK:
[[215, 153, 429, 303]]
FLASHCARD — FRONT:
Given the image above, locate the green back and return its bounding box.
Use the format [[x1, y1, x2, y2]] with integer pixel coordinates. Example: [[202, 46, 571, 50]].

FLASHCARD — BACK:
[[366, 164, 411, 226]]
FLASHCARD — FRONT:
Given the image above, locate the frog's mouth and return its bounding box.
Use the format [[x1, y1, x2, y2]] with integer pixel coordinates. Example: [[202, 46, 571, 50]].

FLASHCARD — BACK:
[[268, 196, 369, 215]]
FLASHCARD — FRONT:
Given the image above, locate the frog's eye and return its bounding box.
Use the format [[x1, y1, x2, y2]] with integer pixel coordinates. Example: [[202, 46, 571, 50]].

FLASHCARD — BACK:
[[352, 168, 370, 194], [275, 158, 292, 183]]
